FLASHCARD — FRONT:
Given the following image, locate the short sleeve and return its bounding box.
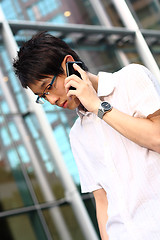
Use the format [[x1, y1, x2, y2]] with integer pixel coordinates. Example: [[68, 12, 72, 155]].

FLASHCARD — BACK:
[[125, 64, 160, 117]]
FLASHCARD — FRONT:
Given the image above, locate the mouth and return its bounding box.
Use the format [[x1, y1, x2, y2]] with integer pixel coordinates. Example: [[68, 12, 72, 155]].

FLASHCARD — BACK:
[[60, 100, 68, 108]]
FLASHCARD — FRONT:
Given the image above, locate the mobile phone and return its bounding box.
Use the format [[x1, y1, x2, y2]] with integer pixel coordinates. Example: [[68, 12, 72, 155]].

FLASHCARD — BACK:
[[66, 61, 83, 90]]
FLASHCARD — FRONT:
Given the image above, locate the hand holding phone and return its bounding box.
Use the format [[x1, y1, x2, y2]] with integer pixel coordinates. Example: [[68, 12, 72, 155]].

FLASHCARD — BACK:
[[66, 61, 83, 90]]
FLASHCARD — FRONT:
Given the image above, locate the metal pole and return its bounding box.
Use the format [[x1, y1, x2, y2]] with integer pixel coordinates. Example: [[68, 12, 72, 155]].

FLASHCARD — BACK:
[[0, 70, 72, 240], [27, 89, 99, 240], [111, 0, 160, 82], [88, 0, 130, 67], [88, 0, 112, 27], [0, 6, 99, 240], [153, 0, 160, 12]]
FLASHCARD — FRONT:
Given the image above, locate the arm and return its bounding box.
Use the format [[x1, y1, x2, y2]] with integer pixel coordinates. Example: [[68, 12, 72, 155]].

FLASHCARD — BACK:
[[101, 108, 160, 153], [93, 189, 109, 240], [65, 64, 160, 153]]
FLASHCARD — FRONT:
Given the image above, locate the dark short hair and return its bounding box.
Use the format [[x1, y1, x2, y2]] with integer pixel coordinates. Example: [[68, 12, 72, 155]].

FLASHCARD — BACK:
[[13, 31, 88, 88]]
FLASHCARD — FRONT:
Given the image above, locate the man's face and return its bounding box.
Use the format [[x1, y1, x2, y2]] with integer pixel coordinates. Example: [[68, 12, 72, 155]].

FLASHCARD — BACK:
[[29, 73, 81, 110]]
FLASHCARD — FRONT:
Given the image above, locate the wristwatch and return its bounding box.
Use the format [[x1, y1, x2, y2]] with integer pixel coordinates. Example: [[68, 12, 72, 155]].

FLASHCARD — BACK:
[[97, 101, 112, 119]]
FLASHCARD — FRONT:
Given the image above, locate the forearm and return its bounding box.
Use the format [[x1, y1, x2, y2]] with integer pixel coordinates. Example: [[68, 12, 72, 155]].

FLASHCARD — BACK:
[[65, 65, 160, 153], [93, 189, 109, 240], [97, 216, 109, 240], [102, 107, 160, 153]]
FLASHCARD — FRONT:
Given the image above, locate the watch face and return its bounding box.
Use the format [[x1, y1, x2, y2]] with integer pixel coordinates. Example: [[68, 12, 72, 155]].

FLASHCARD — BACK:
[[101, 102, 112, 111]]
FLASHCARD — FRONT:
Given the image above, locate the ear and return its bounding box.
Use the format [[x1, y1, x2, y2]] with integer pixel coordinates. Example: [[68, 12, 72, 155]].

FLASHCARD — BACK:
[[61, 55, 75, 75], [66, 55, 75, 63]]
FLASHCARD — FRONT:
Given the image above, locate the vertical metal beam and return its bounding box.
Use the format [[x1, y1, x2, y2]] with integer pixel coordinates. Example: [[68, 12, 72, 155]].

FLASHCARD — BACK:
[[88, 0, 130, 67], [0, 6, 99, 240], [26, 88, 99, 240], [111, 0, 160, 82], [153, 0, 160, 12], [0, 70, 72, 240], [88, 0, 112, 27]]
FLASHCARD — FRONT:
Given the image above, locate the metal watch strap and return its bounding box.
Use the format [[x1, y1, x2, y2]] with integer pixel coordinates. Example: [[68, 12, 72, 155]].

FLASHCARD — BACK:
[[97, 108, 104, 119], [97, 101, 112, 119]]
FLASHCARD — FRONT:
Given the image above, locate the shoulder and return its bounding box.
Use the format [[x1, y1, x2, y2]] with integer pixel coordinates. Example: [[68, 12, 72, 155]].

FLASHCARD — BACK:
[[114, 63, 157, 87], [112, 64, 145, 85], [114, 63, 148, 76], [70, 117, 80, 136]]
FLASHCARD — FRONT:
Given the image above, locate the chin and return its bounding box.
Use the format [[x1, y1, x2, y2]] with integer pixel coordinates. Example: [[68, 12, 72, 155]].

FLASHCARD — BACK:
[[68, 97, 80, 110]]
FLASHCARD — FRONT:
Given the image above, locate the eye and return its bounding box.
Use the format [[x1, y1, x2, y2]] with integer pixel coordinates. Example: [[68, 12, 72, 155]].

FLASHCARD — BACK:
[[41, 93, 47, 99], [42, 91, 50, 100]]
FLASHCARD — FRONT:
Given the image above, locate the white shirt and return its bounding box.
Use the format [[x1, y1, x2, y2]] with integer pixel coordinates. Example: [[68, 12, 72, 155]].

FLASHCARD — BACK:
[[69, 64, 160, 240]]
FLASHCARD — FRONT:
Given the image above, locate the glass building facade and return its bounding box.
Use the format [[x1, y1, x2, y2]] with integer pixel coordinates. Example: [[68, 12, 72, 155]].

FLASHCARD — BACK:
[[0, 0, 160, 239]]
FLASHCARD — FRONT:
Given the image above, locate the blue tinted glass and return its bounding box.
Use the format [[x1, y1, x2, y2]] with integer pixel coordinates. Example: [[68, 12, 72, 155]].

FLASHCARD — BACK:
[[0, 116, 4, 124], [25, 117, 39, 139], [36, 139, 49, 162], [1, 127, 11, 146], [66, 126, 71, 135], [1, 101, 10, 114], [13, 0, 21, 14], [46, 113, 58, 124], [59, 112, 68, 123], [0, 88, 2, 96], [18, 145, 30, 163], [45, 161, 54, 173], [43, 102, 57, 111], [8, 122, 20, 141], [27, 8, 35, 21], [9, 71, 21, 93], [1, 0, 17, 19], [1, 50, 11, 71], [50, 14, 66, 24], [37, 0, 60, 16], [53, 125, 66, 143], [53, 125, 80, 183], [37, 2, 45, 16], [16, 93, 28, 113], [7, 149, 20, 168]]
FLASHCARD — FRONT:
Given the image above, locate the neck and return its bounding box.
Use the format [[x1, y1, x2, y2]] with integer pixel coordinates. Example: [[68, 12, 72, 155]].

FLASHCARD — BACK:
[[87, 72, 99, 92]]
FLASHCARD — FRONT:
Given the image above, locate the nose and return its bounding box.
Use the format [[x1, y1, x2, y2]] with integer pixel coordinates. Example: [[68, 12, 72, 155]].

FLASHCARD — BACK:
[[46, 93, 59, 105]]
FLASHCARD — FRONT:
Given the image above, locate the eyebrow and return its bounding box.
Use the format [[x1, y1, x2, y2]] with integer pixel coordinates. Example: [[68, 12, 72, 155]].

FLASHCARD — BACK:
[[34, 80, 50, 95]]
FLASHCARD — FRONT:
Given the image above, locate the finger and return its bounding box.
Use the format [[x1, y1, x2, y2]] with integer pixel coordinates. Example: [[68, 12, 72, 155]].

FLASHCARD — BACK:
[[65, 80, 79, 93], [65, 74, 80, 86], [73, 63, 87, 81], [67, 89, 77, 97]]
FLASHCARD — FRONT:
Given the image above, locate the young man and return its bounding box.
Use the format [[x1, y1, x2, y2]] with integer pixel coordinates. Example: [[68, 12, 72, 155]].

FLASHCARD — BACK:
[[13, 32, 160, 240]]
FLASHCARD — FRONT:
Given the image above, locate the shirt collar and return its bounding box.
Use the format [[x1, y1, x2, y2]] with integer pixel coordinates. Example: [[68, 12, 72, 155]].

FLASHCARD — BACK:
[[97, 72, 115, 97], [76, 104, 91, 118]]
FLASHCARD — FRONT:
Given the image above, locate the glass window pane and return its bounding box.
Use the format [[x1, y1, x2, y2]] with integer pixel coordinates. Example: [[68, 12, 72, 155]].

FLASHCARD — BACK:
[[127, 0, 160, 30], [150, 44, 160, 68], [100, 0, 124, 26], [0, 148, 33, 210], [0, 213, 48, 240], [43, 205, 85, 240], [24, 114, 66, 200]]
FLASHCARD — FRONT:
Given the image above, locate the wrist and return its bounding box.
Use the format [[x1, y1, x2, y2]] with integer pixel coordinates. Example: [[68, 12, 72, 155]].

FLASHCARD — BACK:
[[93, 100, 101, 115], [97, 101, 113, 119]]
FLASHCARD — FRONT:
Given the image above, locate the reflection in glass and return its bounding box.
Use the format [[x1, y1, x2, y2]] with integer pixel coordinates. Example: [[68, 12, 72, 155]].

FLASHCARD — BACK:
[[127, 0, 160, 30], [117, 43, 142, 64], [0, 213, 48, 240], [100, 0, 124, 27], [150, 44, 160, 68], [43, 205, 85, 240], [24, 113, 65, 201], [0, 151, 33, 210]]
